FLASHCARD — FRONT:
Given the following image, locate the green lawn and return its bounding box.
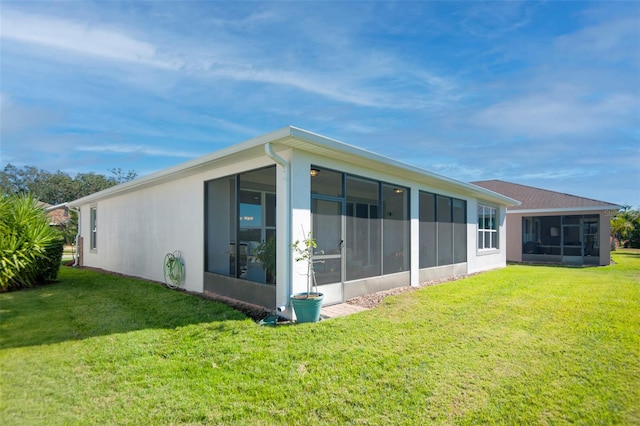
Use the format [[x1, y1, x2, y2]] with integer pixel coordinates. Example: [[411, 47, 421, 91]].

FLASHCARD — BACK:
[[1, 251, 639, 425]]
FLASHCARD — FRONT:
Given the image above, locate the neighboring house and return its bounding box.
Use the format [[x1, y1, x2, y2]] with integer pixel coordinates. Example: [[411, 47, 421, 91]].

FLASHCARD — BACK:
[[69, 127, 518, 319], [38, 201, 70, 229], [472, 180, 620, 266]]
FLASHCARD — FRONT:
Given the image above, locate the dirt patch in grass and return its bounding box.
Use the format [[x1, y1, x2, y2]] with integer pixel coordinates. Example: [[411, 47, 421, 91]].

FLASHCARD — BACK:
[[196, 276, 470, 321], [200, 291, 273, 321]]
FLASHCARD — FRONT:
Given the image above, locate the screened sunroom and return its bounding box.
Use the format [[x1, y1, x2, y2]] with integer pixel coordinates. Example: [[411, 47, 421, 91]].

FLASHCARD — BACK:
[[522, 214, 600, 265]]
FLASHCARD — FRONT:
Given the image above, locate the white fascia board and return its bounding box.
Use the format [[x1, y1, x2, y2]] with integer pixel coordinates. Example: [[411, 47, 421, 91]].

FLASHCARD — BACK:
[[44, 202, 70, 211], [507, 205, 621, 214], [287, 127, 520, 207]]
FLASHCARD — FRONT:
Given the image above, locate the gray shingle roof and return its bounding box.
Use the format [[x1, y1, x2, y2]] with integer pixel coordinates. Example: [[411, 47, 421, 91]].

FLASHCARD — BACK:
[[471, 180, 619, 211]]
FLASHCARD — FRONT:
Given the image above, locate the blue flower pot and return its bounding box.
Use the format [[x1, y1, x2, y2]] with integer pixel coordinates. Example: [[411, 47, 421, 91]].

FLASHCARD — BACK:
[[290, 292, 324, 323]]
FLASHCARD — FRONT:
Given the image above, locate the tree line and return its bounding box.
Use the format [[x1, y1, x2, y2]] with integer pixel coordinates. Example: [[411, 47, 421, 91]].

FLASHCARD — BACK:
[[0, 164, 137, 205]]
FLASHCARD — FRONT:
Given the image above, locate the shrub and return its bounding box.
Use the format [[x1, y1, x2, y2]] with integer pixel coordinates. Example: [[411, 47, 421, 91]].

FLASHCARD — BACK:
[[34, 238, 65, 283], [0, 193, 63, 290]]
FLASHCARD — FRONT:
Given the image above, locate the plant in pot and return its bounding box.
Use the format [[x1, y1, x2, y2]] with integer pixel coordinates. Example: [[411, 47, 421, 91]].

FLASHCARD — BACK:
[[290, 232, 324, 323], [254, 236, 276, 284]]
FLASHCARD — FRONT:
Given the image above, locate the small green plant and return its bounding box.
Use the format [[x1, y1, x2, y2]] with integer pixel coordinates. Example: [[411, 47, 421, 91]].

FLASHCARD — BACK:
[[291, 232, 322, 298], [254, 236, 276, 283]]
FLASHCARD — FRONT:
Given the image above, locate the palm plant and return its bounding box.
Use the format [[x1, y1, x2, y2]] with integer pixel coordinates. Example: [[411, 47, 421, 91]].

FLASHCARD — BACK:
[[0, 193, 63, 290], [611, 207, 637, 248]]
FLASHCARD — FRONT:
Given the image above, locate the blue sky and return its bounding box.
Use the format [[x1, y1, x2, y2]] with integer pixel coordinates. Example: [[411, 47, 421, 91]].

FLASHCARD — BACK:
[[1, 1, 639, 207]]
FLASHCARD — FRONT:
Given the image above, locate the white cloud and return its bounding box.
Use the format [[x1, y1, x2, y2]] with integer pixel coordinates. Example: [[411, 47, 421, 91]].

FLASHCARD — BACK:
[[555, 16, 640, 61], [0, 7, 458, 111], [75, 144, 200, 158], [0, 9, 179, 70], [457, 1, 537, 38], [0, 93, 60, 134], [520, 169, 597, 180], [206, 9, 280, 30], [203, 117, 259, 136], [342, 123, 382, 134], [473, 89, 637, 137]]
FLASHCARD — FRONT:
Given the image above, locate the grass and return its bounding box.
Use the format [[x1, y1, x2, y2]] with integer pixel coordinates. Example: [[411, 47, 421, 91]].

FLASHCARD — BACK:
[[62, 245, 75, 262], [1, 250, 639, 425]]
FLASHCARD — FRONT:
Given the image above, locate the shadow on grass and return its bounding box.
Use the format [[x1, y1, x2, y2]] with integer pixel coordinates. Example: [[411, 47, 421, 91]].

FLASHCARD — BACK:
[[0, 267, 259, 350], [507, 261, 603, 269], [613, 250, 640, 258]]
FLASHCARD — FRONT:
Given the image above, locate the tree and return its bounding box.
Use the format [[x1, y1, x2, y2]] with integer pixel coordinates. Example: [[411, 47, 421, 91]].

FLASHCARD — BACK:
[[32, 171, 75, 205], [611, 206, 640, 249], [1, 164, 139, 246], [73, 172, 117, 198], [1, 164, 138, 204], [108, 168, 138, 184], [0, 164, 51, 197]]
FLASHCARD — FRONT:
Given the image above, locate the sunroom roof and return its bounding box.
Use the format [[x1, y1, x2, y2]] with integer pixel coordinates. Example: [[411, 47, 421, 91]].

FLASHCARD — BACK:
[[70, 126, 519, 207]]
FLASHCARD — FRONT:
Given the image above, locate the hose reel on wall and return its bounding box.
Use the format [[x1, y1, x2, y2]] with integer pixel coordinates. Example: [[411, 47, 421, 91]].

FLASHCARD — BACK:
[[164, 250, 185, 289]]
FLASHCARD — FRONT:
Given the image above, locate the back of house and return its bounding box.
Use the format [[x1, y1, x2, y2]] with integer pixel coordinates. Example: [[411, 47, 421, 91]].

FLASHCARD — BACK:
[[70, 127, 519, 319]]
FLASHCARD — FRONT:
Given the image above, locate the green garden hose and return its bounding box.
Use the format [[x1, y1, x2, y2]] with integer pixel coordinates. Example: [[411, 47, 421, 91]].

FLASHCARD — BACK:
[[164, 250, 185, 289]]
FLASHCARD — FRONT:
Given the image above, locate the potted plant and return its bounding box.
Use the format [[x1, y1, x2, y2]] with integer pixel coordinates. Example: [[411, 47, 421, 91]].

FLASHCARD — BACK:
[[290, 232, 324, 323], [254, 236, 276, 284]]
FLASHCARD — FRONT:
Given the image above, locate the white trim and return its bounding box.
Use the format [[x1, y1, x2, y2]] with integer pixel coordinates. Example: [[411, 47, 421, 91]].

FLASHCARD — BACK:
[[89, 205, 98, 252], [508, 205, 620, 214], [264, 143, 292, 312], [476, 248, 500, 256], [44, 202, 69, 212]]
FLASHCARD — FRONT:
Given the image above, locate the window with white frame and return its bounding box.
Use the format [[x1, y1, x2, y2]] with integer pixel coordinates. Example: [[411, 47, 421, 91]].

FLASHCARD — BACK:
[[90, 206, 97, 250], [478, 205, 498, 250]]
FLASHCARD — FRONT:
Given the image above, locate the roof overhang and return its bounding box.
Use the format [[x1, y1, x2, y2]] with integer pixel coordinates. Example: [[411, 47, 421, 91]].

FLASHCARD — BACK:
[[44, 202, 70, 212], [69, 126, 520, 208], [507, 205, 621, 215]]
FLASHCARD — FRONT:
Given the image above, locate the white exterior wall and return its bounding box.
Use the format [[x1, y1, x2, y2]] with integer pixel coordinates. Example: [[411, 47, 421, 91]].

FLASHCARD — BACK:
[[80, 176, 204, 292], [289, 150, 313, 299], [466, 199, 508, 274], [80, 155, 276, 293]]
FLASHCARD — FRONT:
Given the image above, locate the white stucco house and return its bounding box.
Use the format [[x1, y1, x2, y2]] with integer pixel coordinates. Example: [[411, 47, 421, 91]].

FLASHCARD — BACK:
[[69, 127, 518, 319]]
